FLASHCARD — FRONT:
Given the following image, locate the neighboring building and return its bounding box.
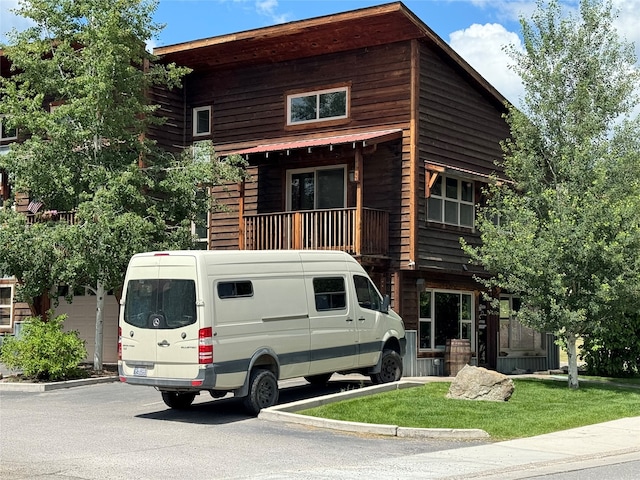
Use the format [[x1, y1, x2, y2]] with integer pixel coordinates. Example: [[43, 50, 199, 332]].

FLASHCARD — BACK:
[[0, 2, 557, 373]]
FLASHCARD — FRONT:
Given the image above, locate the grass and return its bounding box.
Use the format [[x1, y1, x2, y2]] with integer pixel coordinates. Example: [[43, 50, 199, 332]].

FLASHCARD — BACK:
[[300, 378, 640, 441]]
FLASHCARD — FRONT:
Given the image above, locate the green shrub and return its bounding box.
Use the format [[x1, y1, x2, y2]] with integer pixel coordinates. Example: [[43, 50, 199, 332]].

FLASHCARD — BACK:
[[0, 313, 87, 381], [581, 313, 640, 378]]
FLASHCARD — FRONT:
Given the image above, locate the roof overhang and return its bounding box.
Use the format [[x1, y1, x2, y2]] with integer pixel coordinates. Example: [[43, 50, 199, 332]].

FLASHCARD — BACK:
[[227, 128, 403, 157], [153, 2, 506, 108]]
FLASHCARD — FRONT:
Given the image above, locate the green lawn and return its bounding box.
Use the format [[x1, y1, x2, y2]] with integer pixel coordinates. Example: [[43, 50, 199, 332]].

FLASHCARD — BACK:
[[300, 378, 640, 440]]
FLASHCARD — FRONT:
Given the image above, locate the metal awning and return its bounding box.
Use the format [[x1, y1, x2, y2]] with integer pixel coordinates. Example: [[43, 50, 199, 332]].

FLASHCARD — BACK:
[[227, 128, 403, 157]]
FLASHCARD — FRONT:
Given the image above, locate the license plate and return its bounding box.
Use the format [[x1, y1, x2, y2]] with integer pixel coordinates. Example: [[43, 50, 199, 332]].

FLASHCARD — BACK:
[[133, 367, 147, 377]]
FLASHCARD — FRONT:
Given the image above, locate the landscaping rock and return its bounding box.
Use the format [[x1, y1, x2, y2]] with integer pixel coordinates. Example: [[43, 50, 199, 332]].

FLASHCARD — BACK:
[[446, 365, 514, 402]]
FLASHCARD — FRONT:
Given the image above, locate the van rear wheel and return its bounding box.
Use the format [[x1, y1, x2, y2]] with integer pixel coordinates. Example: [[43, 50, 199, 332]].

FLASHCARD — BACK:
[[370, 349, 403, 384], [161, 391, 196, 409], [243, 369, 279, 416]]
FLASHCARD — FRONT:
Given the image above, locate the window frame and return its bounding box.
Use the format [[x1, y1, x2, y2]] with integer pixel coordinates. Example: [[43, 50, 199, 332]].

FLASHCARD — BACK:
[[499, 294, 545, 353], [286, 165, 347, 211], [418, 289, 474, 351], [217, 281, 254, 299], [192, 106, 212, 137], [312, 277, 347, 312], [191, 188, 209, 250], [286, 86, 349, 126], [427, 175, 475, 228], [0, 283, 13, 330], [0, 116, 18, 142]]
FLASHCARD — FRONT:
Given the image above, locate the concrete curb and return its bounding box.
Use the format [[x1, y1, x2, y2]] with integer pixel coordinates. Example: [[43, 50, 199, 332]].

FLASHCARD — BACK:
[[259, 380, 491, 440], [0, 375, 119, 392]]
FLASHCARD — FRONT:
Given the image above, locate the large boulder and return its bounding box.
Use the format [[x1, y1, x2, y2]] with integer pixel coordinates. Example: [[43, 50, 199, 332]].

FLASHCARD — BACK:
[[446, 365, 514, 402]]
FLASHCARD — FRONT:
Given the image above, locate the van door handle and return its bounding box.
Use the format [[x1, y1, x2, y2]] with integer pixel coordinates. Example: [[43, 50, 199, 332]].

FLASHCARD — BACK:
[[158, 340, 170, 347], [358, 317, 366, 322], [346, 318, 354, 322]]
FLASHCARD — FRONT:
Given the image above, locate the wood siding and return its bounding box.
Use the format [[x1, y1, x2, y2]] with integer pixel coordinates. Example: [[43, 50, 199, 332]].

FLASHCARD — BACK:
[[147, 84, 185, 154], [185, 42, 412, 147], [416, 42, 509, 273]]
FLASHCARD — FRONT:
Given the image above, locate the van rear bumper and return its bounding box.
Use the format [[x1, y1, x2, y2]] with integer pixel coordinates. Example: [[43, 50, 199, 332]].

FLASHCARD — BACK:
[[119, 364, 217, 391]]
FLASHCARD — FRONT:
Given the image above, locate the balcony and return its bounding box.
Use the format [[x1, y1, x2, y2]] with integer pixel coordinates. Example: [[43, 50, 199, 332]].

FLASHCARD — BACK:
[[25, 210, 77, 225], [243, 207, 388, 256]]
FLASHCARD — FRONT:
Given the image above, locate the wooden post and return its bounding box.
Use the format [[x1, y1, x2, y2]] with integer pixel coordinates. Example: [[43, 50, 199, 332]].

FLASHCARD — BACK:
[[293, 212, 302, 249], [238, 181, 245, 249], [355, 146, 363, 255]]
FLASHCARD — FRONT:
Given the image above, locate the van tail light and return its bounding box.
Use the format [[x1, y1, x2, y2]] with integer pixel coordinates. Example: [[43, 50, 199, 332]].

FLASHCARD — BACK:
[[118, 326, 122, 361], [199, 327, 213, 364]]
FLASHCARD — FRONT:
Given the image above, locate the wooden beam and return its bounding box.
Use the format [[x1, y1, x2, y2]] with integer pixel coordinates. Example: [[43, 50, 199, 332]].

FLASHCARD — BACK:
[[238, 181, 245, 249], [354, 146, 363, 255], [409, 39, 419, 268]]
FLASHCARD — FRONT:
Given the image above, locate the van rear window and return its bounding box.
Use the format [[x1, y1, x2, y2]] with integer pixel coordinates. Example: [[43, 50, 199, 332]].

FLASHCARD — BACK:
[[124, 279, 196, 329]]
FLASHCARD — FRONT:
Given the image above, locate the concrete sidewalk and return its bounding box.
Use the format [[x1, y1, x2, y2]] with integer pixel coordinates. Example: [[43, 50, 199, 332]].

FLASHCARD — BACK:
[[274, 416, 640, 479], [259, 376, 640, 479]]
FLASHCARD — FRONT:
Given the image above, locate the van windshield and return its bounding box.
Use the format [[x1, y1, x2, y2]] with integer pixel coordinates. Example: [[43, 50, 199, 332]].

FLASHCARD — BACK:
[[124, 279, 196, 329]]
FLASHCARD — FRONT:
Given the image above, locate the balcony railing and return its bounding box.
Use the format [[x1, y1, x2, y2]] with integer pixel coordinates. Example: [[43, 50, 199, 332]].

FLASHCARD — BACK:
[[25, 211, 77, 225], [243, 207, 388, 256]]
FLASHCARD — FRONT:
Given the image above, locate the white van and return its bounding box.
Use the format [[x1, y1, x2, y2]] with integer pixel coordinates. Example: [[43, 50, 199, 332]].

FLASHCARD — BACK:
[[118, 250, 406, 414]]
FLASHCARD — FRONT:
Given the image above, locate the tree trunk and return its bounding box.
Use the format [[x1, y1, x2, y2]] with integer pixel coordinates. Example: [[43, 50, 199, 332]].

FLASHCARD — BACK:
[[93, 280, 105, 371], [565, 333, 579, 389]]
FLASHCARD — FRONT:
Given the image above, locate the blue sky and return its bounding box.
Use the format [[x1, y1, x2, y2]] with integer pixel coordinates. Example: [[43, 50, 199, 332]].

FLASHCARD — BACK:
[[2, 0, 640, 106]]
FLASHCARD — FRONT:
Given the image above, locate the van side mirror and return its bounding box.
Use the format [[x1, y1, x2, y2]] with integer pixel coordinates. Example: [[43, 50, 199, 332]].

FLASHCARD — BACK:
[[381, 295, 390, 314]]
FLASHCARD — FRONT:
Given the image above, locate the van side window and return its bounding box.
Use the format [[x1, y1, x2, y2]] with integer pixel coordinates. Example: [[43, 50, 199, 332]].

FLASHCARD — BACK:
[[313, 277, 346, 311], [217, 281, 254, 299], [353, 275, 382, 311]]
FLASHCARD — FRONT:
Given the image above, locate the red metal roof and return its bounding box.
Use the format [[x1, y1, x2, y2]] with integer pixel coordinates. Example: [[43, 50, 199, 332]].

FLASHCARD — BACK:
[[228, 129, 403, 156]]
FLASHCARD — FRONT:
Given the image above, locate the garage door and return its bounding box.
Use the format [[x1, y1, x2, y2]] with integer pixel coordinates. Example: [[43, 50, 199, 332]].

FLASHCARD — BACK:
[[56, 294, 120, 364]]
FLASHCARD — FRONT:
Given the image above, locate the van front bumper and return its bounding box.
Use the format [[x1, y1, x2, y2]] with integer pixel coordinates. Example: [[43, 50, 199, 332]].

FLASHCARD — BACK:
[[119, 364, 217, 391]]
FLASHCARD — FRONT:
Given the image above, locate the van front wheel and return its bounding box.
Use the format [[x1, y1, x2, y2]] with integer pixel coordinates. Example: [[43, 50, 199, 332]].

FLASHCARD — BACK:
[[161, 391, 196, 409], [370, 350, 403, 384], [243, 369, 279, 415]]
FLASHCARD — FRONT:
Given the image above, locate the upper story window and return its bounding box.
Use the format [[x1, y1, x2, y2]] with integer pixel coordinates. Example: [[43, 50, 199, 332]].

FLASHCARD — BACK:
[[0, 116, 17, 142], [193, 106, 212, 137], [287, 86, 349, 125], [427, 175, 475, 227]]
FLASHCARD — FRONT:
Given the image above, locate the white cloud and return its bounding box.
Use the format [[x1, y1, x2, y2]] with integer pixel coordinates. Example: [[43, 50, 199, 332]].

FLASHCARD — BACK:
[[449, 23, 525, 106], [254, 0, 291, 24], [612, 0, 640, 63], [0, 0, 35, 45]]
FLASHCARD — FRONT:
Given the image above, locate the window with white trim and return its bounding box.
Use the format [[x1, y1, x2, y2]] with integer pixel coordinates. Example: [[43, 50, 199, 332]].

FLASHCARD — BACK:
[[0, 284, 13, 328], [192, 140, 212, 163], [192, 106, 211, 137], [0, 116, 17, 142], [427, 175, 475, 227], [192, 188, 209, 250], [499, 295, 545, 352], [287, 87, 348, 125], [419, 289, 473, 350]]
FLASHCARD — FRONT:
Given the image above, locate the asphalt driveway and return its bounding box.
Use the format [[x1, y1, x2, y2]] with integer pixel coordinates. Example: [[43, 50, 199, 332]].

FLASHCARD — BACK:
[[0, 378, 481, 479]]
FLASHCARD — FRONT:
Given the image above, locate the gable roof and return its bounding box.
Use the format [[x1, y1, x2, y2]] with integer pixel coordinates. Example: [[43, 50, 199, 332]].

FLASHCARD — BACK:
[[154, 2, 507, 108]]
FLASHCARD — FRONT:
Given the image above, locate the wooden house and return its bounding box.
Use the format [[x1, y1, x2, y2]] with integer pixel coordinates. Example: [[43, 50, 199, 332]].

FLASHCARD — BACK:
[[150, 2, 558, 375]]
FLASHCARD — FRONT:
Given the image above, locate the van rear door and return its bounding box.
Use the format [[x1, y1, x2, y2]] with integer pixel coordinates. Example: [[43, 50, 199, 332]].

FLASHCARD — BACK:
[[120, 255, 201, 381]]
